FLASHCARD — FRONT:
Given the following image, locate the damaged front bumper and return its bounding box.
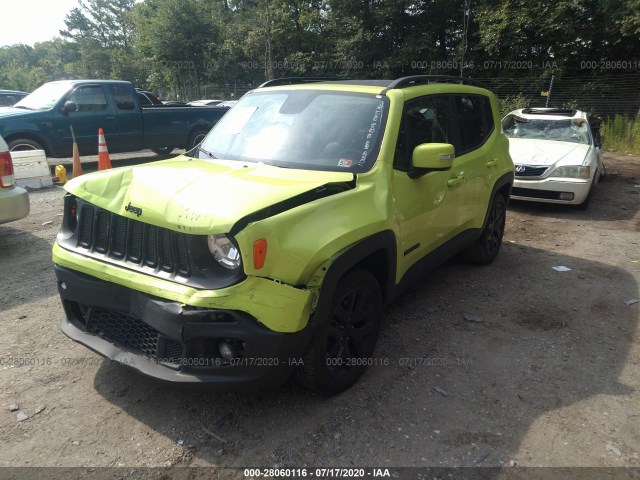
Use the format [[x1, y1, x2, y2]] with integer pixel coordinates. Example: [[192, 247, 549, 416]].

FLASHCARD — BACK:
[[52, 244, 315, 388]]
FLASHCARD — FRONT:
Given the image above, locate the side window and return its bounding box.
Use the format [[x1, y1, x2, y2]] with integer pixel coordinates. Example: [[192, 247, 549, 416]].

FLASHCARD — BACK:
[[394, 96, 455, 171], [0, 94, 18, 106], [454, 95, 494, 154], [110, 85, 135, 110], [68, 86, 108, 112]]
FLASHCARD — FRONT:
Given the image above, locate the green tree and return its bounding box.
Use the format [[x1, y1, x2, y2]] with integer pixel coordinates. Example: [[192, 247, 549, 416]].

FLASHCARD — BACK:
[[132, 0, 223, 98], [60, 0, 143, 81], [475, 0, 640, 75]]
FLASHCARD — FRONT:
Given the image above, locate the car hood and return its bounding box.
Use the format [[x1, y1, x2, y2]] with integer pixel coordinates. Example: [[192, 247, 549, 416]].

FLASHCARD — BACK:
[[508, 138, 591, 167], [64, 156, 355, 234], [0, 107, 46, 118]]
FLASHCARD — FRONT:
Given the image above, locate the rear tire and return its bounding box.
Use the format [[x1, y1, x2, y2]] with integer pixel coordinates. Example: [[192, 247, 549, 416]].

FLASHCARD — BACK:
[[463, 194, 506, 265], [8, 138, 45, 152], [296, 269, 382, 395], [187, 129, 210, 151]]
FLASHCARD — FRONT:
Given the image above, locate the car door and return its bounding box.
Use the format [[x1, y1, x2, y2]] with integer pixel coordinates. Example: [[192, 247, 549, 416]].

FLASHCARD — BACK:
[[450, 94, 497, 228], [53, 84, 118, 155], [391, 94, 463, 277], [109, 84, 143, 153]]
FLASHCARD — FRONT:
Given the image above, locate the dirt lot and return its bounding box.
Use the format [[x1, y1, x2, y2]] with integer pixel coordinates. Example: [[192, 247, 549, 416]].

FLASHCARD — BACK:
[[1, 153, 639, 476]]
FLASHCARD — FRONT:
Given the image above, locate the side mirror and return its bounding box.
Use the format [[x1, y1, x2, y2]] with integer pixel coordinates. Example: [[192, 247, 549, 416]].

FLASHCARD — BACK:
[[409, 143, 455, 178], [63, 101, 77, 113]]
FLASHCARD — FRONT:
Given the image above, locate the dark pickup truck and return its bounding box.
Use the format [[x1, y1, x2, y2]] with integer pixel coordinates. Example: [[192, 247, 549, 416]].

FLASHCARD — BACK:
[[0, 80, 228, 157]]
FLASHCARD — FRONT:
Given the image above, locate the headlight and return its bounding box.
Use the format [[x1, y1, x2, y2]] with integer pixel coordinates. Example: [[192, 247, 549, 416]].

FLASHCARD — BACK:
[[550, 166, 591, 179], [207, 234, 242, 270]]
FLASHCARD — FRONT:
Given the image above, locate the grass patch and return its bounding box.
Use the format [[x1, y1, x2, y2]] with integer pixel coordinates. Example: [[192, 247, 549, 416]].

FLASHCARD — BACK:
[[602, 115, 640, 154]]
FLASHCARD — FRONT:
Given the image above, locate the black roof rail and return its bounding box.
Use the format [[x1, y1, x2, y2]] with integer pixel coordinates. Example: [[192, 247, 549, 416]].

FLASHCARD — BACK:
[[259, 77, 337, 88], [380, 75, 486, 95]]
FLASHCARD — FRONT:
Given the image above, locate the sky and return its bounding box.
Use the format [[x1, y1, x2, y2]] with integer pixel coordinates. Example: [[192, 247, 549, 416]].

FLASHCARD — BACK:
[[0, 0, 81, 47]]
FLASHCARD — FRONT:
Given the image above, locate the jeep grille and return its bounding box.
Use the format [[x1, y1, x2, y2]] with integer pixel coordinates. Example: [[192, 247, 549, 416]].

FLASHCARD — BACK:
[[77, 205, 191, 277]]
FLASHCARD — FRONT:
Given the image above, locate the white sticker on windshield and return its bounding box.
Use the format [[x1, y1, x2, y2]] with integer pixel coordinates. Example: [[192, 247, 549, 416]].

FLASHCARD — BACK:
[[221, 106, 258, 135]]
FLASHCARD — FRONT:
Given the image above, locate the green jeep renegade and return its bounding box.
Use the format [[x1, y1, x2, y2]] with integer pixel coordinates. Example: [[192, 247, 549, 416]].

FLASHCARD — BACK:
[[53, 76, 514, 394]]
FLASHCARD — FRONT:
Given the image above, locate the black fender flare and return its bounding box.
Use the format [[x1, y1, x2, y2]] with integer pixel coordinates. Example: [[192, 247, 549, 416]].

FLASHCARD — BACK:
[[5, 132, 53, 157], [312, 230, 397, 330], [481, 171, 514, 229]]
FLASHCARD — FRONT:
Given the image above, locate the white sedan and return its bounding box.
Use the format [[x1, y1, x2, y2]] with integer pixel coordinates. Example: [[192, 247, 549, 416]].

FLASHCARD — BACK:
[[502, 108, 606, 209]]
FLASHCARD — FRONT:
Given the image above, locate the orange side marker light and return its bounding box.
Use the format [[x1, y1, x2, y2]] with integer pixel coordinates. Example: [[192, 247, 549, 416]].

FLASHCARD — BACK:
[[253, 238, 267, 269]]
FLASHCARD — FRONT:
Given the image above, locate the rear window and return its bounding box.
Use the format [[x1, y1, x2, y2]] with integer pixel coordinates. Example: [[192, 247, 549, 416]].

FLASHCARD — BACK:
[[110, 85, 136, 110]]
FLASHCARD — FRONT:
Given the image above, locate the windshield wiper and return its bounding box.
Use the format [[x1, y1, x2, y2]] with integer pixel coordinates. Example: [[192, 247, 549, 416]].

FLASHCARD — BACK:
[[13, 105, 33, 110], [197, 146, 217, 159]]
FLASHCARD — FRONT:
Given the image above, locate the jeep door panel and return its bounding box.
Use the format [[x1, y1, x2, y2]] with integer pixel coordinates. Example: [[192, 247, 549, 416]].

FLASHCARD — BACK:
[[449, 94, 497, 229], [391, 95, 462, 279]]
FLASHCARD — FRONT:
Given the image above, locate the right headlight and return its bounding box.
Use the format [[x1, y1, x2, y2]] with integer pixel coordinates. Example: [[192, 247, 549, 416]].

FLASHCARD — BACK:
[[550, 165, 591, 179], [207, 234, 242, 270]]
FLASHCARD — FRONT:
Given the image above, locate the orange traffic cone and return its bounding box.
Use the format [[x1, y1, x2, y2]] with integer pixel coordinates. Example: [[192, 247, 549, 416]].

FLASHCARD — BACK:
[[98, 128, 112, 170]]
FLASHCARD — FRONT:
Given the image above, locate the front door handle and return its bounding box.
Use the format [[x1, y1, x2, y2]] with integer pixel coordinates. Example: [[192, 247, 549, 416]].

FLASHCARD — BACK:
[[447, 176, 464, 188], [105, 115, 116, 121]]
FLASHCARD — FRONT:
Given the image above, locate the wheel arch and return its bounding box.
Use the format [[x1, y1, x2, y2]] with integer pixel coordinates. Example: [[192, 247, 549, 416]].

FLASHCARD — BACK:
[[5, 132, 53, 157], [312, 230, 397, 329], [483, 171, 513, 229], [185, 123, 212, 150]]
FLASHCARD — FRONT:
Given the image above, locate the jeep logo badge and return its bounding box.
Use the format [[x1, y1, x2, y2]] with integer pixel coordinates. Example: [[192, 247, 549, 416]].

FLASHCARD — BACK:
[[125, 202, 143, 217]]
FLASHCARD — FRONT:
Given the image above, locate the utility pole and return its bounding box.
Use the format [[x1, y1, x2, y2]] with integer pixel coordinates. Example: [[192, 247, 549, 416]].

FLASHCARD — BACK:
[[460, 0, 470, 77]]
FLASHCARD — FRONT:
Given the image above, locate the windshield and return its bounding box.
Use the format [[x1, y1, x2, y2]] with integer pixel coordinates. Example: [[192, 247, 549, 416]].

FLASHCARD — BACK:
[[14, 82, 72, 110], [195, 90, 387, 173], [502, 115, 590, 144]]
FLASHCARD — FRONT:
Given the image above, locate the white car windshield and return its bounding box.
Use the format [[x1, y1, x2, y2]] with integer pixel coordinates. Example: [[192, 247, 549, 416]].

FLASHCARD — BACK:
[[502, 115, 590, 145], [13, 82, 72, 111], [195, 90, 387, 173]]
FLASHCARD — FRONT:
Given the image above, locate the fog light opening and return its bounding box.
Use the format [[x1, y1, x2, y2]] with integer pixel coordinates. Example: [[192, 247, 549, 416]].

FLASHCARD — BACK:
[[219, 341, 234, 360], [559, 192, 575, 201], [219, 339, 244, 361]]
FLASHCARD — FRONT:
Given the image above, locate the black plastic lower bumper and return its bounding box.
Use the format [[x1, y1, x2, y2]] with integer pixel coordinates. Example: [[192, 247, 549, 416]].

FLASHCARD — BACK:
[[55, 265, 313, 390]]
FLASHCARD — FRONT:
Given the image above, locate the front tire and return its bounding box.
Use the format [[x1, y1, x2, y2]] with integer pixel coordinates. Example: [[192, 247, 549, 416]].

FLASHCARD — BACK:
[[463, 194, 506, 265], [296, 269, 382, 395], [8, 138, 45, 152], [578, 183, 594, 210]]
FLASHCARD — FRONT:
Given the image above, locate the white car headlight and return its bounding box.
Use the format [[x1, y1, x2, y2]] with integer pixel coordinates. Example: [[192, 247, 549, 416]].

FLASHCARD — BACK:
[[550, 165, 591, 179], [207, 234, 242, 270]]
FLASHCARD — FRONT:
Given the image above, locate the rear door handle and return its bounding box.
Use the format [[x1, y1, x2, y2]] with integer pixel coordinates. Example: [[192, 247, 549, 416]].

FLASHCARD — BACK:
[[447, 176, 464, 188], [486, 160, 497, 168]]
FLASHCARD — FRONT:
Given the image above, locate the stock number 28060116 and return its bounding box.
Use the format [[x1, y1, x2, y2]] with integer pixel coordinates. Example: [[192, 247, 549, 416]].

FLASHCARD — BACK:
[[326, 357, 389, 367]]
